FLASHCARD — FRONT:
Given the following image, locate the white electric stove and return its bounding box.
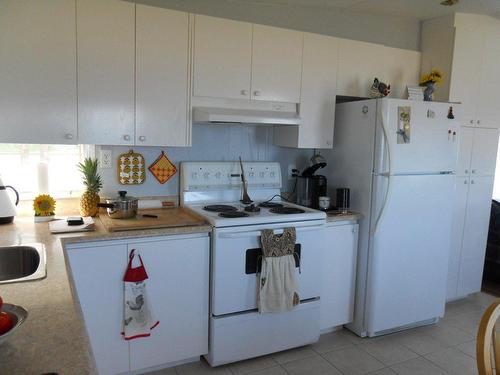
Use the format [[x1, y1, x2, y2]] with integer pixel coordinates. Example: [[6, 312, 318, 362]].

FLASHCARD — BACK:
[[180, 161, 326, 366]]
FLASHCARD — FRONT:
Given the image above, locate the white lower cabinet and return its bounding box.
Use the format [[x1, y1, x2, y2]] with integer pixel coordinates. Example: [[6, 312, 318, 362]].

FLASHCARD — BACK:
[[66, 233, 209, 375], [321, 222, 359, 332], [447, 176, 495, 300]]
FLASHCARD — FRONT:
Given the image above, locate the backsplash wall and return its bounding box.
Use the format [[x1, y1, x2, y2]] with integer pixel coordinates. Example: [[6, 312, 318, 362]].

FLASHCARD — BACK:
[[97, 124, 314, 198]]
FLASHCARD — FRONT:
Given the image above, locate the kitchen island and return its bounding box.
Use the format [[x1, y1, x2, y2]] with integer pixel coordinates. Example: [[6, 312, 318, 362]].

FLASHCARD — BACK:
[[0, 215, 211, 375]]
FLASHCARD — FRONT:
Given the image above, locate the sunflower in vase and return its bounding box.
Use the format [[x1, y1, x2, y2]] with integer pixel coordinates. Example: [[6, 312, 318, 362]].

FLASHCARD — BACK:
[[419, 69, 443, 102]]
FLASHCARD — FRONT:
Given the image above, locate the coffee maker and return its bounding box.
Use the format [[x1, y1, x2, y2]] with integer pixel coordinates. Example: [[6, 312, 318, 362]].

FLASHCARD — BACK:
[[294, 154, 327, 209]]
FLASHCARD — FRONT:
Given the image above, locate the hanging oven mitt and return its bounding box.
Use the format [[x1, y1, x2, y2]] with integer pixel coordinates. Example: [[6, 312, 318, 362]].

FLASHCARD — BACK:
[[122, 249, 159, 340], [257, 228, 300, 313]]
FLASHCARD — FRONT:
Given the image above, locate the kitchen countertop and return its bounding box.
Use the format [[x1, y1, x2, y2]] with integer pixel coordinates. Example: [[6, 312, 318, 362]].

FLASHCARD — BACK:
[[0, 214, 211, 375], [325, 211, 363, 223]]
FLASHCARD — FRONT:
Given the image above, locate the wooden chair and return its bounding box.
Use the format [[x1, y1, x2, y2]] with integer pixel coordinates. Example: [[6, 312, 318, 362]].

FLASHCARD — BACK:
[[477, 300, 500, 374]]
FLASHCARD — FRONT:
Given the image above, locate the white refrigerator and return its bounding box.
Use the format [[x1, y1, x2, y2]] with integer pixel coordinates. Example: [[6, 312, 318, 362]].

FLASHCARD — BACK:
[[325, 98, 461, 337]]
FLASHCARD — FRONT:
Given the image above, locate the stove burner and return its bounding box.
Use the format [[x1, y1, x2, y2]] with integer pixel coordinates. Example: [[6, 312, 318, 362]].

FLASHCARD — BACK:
[[258, 202, 284, 208], [203, 205, 238, 213], [218, 211, 249, 218], [244, 204, 261, 213], [270, 207, 305, 214]]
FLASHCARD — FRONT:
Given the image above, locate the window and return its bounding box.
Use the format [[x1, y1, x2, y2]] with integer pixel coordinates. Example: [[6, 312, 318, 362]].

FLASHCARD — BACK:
[[0, 144, 94, 200]]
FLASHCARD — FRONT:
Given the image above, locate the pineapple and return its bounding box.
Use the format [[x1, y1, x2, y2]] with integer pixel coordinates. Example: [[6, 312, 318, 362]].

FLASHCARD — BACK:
[[78, 158, 103, 217]]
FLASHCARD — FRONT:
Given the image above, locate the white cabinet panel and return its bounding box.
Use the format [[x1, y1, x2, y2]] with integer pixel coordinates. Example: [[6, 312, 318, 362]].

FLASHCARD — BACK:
[[456, 127, 474, 176], [447, 176, 469, 300], [136, 5, 190, 147], [383, 47, 421, 99], [129, 236, 209, 370], [0, 0, 77, 144], [337, 39, 387, 98], [66, 243, 129, 375], [457, 176, 494, 297], [321, 223, 358, 331], [77, 0, 135, 145], [449, 21, 483, 126], [193, 15, 252, 100], [477, 22, 500, 129], [275, 33, 337, 149], [251, 25, 303, 103], [471, 128, 499, 177]]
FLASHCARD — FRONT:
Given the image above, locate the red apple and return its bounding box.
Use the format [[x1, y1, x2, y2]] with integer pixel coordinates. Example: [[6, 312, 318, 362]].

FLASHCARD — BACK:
[[0, 312, 13, 335]]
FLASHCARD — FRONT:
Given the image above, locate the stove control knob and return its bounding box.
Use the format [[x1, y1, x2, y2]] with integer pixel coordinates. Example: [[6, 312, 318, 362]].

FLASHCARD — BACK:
[[259, 171, 265, 178], [270, 171, 276, 178], [191, 172, 199, 179], [249, 172, 255, 178], [215, 172, 222, 179], [203, 172, 210, 179]]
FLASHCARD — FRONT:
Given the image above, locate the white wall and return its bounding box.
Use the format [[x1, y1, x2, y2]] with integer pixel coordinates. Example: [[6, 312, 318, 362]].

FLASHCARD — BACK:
[[98, 124, 313, 197], [131, 0, 421, 51]]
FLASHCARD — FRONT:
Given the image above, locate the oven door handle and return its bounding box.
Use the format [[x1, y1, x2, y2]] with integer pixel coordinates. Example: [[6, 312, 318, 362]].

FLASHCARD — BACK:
[[218, 226, 323, 239]]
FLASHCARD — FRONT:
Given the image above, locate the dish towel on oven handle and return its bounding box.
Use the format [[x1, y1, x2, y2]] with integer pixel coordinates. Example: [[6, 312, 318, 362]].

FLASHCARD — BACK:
[[122, 249, 159, 340], [257, 227, 300, 313]]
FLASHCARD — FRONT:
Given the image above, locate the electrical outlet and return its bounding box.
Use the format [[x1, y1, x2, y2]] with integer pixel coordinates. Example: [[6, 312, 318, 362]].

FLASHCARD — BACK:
[[287, 164, 297, 181], [100, 149, 112, 169]]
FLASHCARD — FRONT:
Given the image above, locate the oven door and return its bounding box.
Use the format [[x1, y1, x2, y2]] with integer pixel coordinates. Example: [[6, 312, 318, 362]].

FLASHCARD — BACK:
[[211, 220, 325, 316]]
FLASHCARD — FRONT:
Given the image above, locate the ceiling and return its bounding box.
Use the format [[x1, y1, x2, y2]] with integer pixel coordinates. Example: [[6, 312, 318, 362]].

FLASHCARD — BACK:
[[228, 0, 500, 20]]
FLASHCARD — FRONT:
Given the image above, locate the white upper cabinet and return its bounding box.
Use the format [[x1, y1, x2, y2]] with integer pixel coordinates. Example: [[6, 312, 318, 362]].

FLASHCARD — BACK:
[[337, 39, 387, 98], [251, 25, 303, 103], [456, 127, 474, 176], [422, 13, 500, 129], [193, 15, 252, 100], [0, 0, 77, 144], [77, 0, 135, 145], [337, 39, 421, 99], [476, 20, 500, 129], [470, 127, 499, 176], [448, 16, 483, 126], [274, 33, 338, 149], [136, 5, 190, 147]]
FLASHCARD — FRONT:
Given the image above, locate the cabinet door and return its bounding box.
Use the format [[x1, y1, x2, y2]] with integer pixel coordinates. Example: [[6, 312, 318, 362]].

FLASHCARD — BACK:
[[476, 21, 500, 129], [337, 39, 387, 97], [297, 33, 338, 149], [129, 235, 209, 371], [66, 244, 129, 375], [321, 223, 358, 331], [447, 176, 469, 300], [471, 127, 499, 176], [136, 5, 190, 147], [449, 22, 483, 126], [193, 15, 252, 100], [456, 127, 474, 176], [77, 0, 135, 145], [458, 176, 494, 296], [251, 25, 303, 102], [0, 0, 77, 144], [383, 47, 421, 99]]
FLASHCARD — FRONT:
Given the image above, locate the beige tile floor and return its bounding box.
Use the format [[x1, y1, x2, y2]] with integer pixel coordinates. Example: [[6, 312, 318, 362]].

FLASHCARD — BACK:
[[144, 292, 497, 375]]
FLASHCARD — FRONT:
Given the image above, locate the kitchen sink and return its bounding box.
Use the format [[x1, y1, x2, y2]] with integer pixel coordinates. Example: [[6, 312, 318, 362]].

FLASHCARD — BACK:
[[0, 243, 46, 284]]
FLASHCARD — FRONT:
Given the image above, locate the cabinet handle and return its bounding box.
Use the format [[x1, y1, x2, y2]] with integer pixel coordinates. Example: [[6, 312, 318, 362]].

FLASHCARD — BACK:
[[471, 169, 476, 174], [241, 89, 248, 96], [471, 180, 475, 184], [253, 90, 261, 97], [123, 134, 131, 141], [139, 136, 146, 142], [477, 120, 481, 125], [65, 133, 73, 140], [470, 120, 475, 125], [464, 180, 468, 184], [465, 169, 468, 174]]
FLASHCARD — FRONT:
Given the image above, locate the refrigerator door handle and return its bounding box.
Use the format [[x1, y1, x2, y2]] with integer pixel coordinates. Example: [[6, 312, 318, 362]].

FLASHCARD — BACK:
[[372, 109, 392, 234]]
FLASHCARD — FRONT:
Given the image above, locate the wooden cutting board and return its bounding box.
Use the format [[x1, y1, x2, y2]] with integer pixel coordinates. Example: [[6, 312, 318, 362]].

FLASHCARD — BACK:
[[99, 207, 207, 232]]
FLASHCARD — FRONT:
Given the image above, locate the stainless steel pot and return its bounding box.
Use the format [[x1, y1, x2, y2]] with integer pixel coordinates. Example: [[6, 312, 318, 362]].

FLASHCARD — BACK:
[[98, 191, 138, 219]]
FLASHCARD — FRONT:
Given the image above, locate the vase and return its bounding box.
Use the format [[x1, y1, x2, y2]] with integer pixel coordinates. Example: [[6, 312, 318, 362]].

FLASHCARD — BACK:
[[423, 82, 435, 102]]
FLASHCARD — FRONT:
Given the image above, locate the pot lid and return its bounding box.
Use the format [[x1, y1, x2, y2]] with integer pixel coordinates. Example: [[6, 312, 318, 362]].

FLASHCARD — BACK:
[[108, 191, 137, 202]]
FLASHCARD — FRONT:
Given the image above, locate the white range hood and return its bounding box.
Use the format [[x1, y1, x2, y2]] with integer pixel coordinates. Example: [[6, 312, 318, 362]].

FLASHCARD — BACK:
[[192, 97, 300, 126]]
